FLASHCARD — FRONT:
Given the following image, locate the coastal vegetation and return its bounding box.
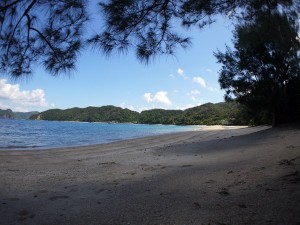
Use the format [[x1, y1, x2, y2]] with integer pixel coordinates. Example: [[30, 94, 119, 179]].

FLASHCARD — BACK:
[[31, 106, 139, 123], [215, 6, 300, 126], [30, 102, 269, 126]]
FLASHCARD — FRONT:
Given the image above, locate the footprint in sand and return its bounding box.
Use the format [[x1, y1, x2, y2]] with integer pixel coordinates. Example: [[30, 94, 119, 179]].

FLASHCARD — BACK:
[[18, 210, 29, 216], [4, 197, 19, 201], [18, 210, 34, 221], [278, 159, 293, 165], [98, 162, 118, 167], [281, 171, 300, 184], [205, 179, 216, 184], [238, 204, 247, 208], [193, 202, 201, 209], [37, 190, 48, 193], [278, 156, 300, 166], [96, 189, 112, 194], [286, 145, 296, 149], [49, 195, 69, 201], [217, 188, 230, 196], [32, 190, 49, 198], [64, 185, 78, 189], [7, 169, 20, 172], [181, 165, 192, 168]]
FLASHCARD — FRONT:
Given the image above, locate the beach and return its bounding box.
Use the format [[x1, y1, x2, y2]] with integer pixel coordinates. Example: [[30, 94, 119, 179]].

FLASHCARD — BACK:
[[0, 125, 299, 224]]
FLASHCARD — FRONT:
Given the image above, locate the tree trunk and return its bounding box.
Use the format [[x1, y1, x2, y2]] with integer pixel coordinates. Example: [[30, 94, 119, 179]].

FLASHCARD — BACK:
[[272, 111, 277, 127]]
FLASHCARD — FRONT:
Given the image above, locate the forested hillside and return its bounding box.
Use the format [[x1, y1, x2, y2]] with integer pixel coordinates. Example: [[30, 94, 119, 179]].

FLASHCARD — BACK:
[[31, 102, 267, 125], [31, 106, 139, 123]]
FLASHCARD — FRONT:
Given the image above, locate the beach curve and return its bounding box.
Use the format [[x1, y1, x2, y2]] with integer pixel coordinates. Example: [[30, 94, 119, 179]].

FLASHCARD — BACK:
[[1, 125, 300, 225]]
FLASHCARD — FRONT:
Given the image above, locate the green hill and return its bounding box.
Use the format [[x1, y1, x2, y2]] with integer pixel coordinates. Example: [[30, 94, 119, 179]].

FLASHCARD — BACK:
[[139, 109, 183, 124], [31, 105, 139, 123], [182, 102, 244, 125], [31, 102, 260, 125]]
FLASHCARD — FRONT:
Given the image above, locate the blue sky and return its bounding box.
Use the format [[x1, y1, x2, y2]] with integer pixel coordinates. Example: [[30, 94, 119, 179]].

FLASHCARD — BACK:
[[0, 8, 233, 112]]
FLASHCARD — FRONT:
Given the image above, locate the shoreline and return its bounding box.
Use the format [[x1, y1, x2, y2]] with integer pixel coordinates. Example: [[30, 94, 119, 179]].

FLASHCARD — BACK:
[[0, 119, 210, 151], [0, 125, 256, 153], [0, 124, 251, 153], [1, 125, 299, 224]]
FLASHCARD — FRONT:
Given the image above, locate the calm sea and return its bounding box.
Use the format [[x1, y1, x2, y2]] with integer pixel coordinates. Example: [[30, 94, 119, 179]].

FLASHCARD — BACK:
[[0, 119, 199, 150]]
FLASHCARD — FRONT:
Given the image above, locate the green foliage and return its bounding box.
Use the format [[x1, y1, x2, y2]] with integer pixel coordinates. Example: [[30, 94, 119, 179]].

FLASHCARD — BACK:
[[139, 109, 183, 125], [91, 0, 296, 63], [0, 0, 88, 77], [31, 103, 265, 126], [1, 1, 297, 77], [31, 105, 140, 123], [138, 104, 257, 126], [182, 102, 254, 125], [215, 7, 300, 126]]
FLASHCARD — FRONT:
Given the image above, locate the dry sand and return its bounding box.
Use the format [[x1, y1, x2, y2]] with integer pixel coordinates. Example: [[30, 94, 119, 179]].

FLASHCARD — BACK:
[[0, 125, 300, 225]]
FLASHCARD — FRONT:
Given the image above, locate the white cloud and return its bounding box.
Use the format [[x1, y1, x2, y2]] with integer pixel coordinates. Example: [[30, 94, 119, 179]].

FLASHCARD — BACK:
[[143, 91, 172, 105], [191, 96, 197, 101], [0, 102, 12, 110], [137, 106, 151, 112], [177, 68, 184, 76], [205, 68, 213, 73], [143, 93, 152, 103], [169, 74, 175, 79], [0, 103, 28, 112], [176, 102, 202, 110], [190, 90, 200, 95], [128, 105, 135, 111], [187, 89, 201, 102], [207, 86, 220, 92], [120, 102, 126, 108], [191, 77, 220, 92], [0, 79, 48, 111], [120, 102, 136, 111], [193, 77, 206, 88], [176, 68, 189, 80]]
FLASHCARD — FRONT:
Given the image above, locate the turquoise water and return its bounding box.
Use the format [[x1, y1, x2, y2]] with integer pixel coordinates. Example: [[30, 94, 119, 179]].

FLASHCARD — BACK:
[[0, 119, 199, 150]]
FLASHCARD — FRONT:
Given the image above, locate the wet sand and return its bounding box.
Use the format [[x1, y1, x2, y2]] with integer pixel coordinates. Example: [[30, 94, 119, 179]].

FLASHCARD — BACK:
[[0, 125, 300, 225]]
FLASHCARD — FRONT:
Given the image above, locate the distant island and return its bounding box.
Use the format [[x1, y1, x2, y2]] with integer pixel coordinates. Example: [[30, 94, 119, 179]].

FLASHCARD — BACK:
[[0, 109, 39, 120], [29, 102, 267, 126]]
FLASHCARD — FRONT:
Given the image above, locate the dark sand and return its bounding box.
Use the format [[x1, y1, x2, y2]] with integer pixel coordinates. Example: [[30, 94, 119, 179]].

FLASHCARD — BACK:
[[0, 125, 300, 225]]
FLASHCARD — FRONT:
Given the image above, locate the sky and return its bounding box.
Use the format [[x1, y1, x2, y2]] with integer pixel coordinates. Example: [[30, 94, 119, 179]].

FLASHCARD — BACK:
[[0, 4, 234, 113]]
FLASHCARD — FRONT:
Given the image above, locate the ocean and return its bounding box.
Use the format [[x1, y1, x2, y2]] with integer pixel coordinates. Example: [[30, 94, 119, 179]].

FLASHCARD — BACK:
[[0, 119, 199, 150]]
